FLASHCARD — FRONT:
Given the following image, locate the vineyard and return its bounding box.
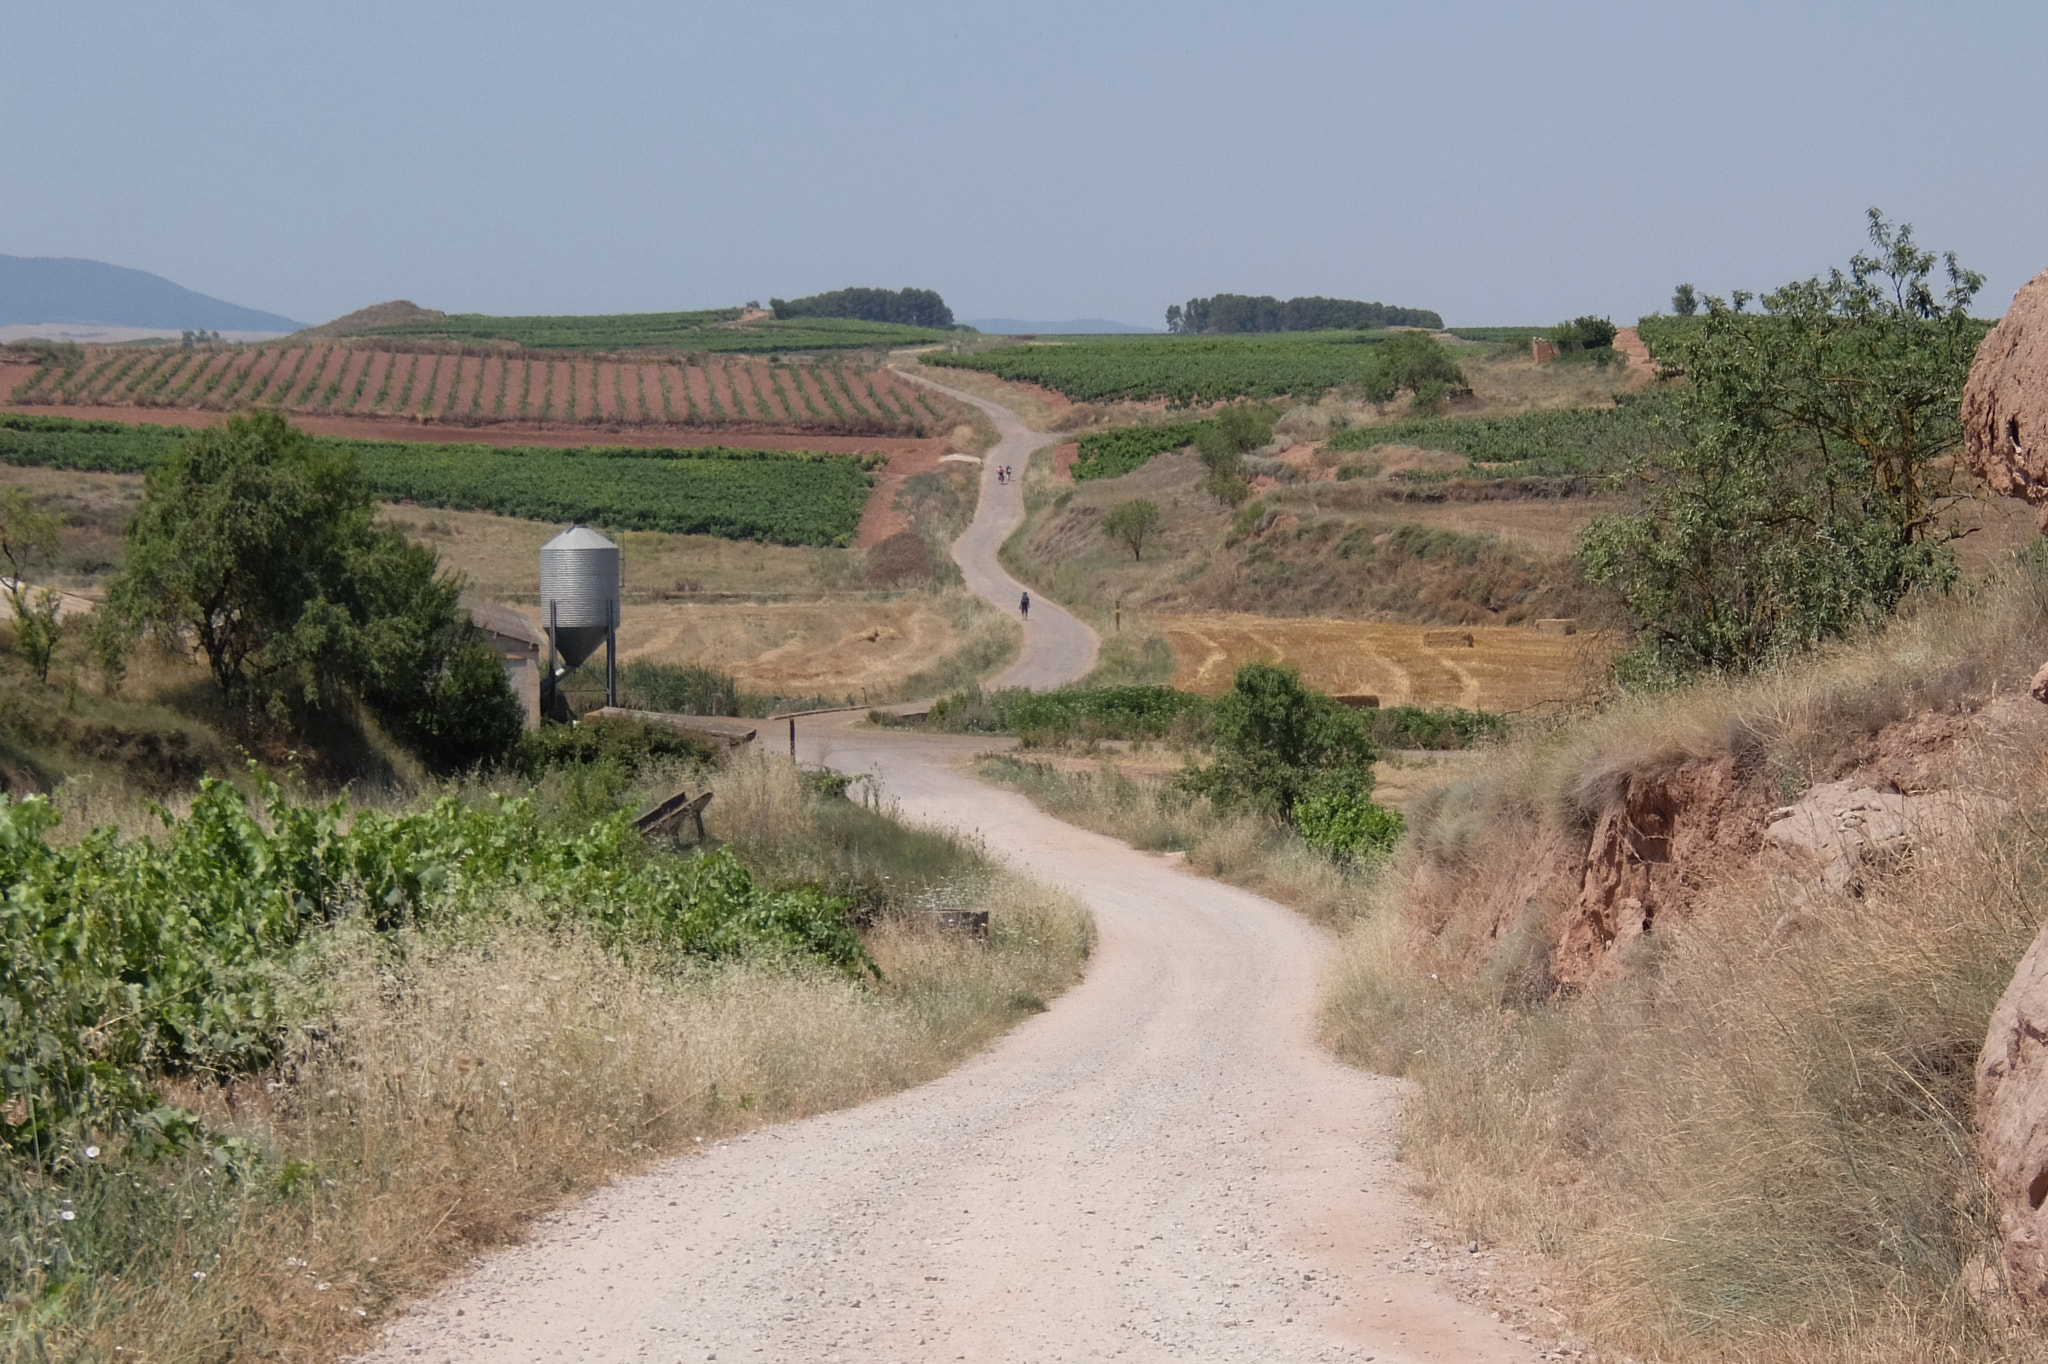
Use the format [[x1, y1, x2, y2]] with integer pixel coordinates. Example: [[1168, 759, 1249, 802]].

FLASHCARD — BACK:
[[344, 309, 949, 352], [0, 415, 874, 546], [1327, 393, 1676, 483], [0, 342, 954, 437], [1071, 421, 1211, 480], [922, 332, 1406, 404]]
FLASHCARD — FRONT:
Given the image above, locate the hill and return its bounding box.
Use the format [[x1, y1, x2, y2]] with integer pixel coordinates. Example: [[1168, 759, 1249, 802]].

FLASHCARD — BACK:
[[0, 254, 304, 332], [300, 299, 448, 336]]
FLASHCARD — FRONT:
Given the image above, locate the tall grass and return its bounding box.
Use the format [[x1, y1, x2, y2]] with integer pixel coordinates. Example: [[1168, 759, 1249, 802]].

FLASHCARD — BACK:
[[1321, 552, 2048, 1362]]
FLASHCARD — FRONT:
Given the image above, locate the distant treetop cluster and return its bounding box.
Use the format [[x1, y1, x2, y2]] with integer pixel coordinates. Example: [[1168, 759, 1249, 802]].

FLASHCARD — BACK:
[[1165, 294, 1444, 335], [770, 286, 954, 329]]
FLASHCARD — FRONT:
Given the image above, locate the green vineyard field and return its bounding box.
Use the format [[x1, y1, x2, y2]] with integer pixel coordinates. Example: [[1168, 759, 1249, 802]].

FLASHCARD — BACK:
[[0, 415, 875, 546], [1326, 394, 1675, 482], [922, 331, 1402, 404]]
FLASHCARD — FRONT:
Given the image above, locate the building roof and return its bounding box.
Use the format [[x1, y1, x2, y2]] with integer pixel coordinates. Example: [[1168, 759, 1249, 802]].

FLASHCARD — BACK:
[[462, 594, 546, 649]]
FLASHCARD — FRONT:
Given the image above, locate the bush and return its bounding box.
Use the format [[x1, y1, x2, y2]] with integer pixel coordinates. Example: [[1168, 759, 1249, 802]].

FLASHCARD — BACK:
[[616, 660, 745, 716], [928, 685, 1209, 745], [510, 716, 717, 779], [1366, 705, 1507, 750], [1293, 788, 1403, 862], [1178, 663, 1377, 819]]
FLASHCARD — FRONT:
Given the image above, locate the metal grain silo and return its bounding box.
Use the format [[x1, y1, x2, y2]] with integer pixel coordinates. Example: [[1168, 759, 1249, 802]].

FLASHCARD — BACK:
[[540, 524, 621, 710]]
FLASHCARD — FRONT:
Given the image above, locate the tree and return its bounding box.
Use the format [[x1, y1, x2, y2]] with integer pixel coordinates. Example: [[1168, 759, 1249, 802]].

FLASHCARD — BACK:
[[1578, 210, 1984, 676], [1101, 499, 1162, 561], [1195, 403, 1276, 504], [1165, 304, 1184, 334], [1360, 332, 1468, 410], [1178, 662, 1378, 819], [0, 489, 61, 682], [108, 412, 521, 769], [1671, 283, 1699, 317]]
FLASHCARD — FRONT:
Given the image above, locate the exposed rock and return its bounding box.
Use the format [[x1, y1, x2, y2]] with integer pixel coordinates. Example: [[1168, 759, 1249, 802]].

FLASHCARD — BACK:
[[1963, 268, 2048, 531], [2032, 662, 2048, 706], [1761, 780, 1996, 895], [1977, 915, 2048, 1308], [1558, 757, 1765, 987]]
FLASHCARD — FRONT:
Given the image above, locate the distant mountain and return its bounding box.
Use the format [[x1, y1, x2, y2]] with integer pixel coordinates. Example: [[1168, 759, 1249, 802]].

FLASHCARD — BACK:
[[0, 255, 305, 333], [963, 318, 1157, 335]]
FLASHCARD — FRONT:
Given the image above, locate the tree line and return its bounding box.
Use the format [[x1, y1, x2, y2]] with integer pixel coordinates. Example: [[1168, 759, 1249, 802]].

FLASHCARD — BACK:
[[1165, 294, 1444, 334], [770, 286, 954, 329]]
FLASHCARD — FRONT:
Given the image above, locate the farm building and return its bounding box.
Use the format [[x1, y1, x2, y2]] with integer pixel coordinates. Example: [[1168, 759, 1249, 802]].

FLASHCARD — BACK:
[[463, 595, 546, 729]]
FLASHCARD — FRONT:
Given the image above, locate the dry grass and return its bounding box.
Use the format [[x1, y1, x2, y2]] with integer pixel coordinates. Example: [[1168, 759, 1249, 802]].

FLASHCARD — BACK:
[[6, 755, 1091, 1363], [1320, 550, 2048, 1362]]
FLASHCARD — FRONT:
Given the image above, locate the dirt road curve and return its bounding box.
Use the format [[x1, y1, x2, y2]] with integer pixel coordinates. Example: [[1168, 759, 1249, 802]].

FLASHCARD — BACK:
[[899, 367, 1100, 689], [360, 376, 1536, 1363]]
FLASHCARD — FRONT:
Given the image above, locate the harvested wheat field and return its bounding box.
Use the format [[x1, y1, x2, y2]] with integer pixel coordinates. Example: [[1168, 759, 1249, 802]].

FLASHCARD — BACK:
[[516, 593, 1014, 702], [1150, 611, 1613, 710]]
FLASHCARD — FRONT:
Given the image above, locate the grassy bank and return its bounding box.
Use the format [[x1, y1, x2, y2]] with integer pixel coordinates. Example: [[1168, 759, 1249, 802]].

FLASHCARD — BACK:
[[2, 752, 1089, 1362], [1323, 553, 2048, 1361]]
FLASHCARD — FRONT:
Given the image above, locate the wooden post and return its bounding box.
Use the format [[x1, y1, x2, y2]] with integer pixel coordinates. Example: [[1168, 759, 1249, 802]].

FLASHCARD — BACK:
[[788, 716, 796, 760]]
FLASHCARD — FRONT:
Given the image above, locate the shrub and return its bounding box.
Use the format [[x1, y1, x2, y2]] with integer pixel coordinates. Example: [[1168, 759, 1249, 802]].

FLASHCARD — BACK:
[[1178, 663, 1377, 819], [1293, 788, 1403, 862], [510, 716, 717, 779]]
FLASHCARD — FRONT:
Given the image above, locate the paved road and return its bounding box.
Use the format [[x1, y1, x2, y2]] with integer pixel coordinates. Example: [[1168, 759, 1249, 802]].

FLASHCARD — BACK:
[[899, 367, 1098, 690], [360, 375, 1536, 1364]]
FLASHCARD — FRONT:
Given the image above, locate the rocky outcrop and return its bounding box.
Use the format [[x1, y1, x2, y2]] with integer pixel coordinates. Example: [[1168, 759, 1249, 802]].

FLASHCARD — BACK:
[[1963, 268, 2048, 530], [1762, 779, 2000, 898], [1557, 756, 1766, 987], [1978, 918, 2048, 1307]]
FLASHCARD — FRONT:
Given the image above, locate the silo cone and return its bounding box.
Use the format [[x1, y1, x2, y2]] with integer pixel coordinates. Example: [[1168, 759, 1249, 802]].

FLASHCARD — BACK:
[[540, 525, 622, 712]]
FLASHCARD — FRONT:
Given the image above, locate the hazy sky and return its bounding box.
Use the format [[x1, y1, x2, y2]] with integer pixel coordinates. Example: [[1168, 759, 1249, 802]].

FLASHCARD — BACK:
[[6, 1, 2045, 328]]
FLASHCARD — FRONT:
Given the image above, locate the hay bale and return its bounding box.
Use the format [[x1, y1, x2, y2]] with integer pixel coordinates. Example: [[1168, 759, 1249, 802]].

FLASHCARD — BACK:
[[1534, 618, 1578, 635]]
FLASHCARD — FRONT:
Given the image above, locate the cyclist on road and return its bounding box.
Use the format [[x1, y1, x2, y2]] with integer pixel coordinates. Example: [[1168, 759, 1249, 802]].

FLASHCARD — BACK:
[[1019, 591, 1030, 619]]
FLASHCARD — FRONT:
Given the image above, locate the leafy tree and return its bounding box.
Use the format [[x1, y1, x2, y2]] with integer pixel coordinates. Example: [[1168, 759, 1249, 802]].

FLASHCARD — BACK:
[[1578, 211, 1984, 676], [1549, 315, 1618, 354], [108, 412, 521, 769], [1195, 404, 1277, 504], [1671, 283, 1699, 317], [1178, 662, 1378, 819], [1101, 499, 1162, 561], [0, 489, 61, 681], [769, 287, 953, 328], [1360, 332, 1468, 411]]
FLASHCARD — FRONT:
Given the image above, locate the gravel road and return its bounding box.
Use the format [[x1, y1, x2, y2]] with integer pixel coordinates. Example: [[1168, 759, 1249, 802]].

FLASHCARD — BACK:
[[901, 367, 1099, 689], [359, 374, 1538, 1363]]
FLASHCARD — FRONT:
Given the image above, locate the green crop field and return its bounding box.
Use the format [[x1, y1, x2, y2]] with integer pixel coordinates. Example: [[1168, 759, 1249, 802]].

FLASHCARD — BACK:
[[350, 310, 950, 353], [922, 331, 1407, 404], [1326, 393, 1675, 483], [1071, 421, 1211, 480], [0, 415, 875, 546]]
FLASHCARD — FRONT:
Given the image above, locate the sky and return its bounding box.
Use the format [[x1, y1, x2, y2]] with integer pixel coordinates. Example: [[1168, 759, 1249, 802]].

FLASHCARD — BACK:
[[5, 1, 2045, 330]]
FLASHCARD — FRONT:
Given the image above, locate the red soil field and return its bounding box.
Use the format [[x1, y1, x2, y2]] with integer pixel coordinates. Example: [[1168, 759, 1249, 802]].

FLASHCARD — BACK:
[[4, 344, 964, 446]]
